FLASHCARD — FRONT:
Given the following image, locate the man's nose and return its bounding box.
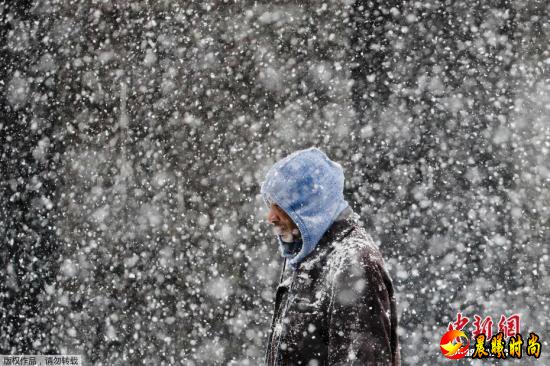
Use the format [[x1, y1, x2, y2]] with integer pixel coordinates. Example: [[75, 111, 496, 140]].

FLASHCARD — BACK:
[[267, 209, 278, 224]]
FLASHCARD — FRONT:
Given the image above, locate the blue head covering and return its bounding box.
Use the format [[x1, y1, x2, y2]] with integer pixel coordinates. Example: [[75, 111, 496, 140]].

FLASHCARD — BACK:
[[260, 147, 349, 268]]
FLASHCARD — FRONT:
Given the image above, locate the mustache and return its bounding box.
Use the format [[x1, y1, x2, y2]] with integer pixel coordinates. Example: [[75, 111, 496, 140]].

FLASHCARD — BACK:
[[272, 225, 286, 236], [272, 224, 300, 237]]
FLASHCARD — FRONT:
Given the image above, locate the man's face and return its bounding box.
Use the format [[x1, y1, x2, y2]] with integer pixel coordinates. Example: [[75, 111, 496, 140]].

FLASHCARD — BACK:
[[267, 203, 300, 242]]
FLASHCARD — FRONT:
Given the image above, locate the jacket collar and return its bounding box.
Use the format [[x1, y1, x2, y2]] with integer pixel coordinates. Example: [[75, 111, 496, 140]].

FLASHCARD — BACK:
[[323, 206, 356, 240], [319, 214, 356, 245], [295, 209, 358, 271]]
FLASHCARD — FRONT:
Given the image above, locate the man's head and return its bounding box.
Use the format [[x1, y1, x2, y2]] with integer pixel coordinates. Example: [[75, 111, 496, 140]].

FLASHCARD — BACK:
[[267, 202, 300, 242], [260, 147, 349, 267]]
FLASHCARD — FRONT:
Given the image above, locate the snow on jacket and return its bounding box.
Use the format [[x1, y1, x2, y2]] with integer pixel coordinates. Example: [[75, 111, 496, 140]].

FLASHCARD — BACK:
[[261, 148, 401, 365]]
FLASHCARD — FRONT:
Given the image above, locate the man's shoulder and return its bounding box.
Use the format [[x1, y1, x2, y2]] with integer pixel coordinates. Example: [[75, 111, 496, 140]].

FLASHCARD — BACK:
[[327, 224, 385, 272]]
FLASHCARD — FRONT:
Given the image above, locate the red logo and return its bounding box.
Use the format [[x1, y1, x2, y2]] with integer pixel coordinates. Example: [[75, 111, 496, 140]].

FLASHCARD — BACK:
[[440, 330, 470, 359]]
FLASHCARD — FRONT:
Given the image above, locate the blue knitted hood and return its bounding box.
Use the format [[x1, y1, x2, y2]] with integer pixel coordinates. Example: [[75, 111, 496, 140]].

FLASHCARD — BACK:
[[260, 147, 349, 268]]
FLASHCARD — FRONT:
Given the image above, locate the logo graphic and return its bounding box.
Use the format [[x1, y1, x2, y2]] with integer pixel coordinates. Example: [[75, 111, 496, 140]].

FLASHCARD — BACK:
[[441, 312, 543, 360], [440, 329, 470, 359]]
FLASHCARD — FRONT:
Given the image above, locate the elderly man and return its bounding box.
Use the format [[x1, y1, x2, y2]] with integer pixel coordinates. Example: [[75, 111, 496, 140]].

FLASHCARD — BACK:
[[261, 147, 401, 365]]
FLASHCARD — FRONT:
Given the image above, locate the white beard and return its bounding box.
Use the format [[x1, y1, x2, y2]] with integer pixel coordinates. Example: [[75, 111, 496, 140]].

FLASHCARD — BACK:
[[273, 225, 301, 242]]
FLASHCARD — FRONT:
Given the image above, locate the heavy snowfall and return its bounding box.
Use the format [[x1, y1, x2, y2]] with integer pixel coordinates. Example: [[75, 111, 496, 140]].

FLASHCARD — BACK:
[[0, 0, 548, 365]]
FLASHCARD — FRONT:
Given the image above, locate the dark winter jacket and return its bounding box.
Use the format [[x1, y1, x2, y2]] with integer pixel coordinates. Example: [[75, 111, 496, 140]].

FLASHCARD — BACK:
[[260, 148, 400, 365], [264, 210, 401, 365]]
